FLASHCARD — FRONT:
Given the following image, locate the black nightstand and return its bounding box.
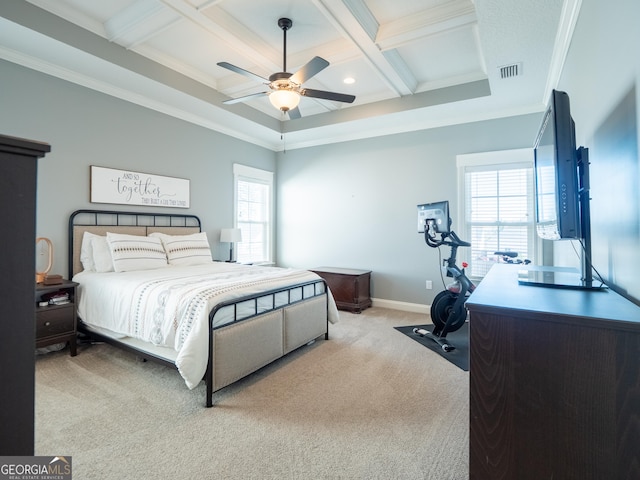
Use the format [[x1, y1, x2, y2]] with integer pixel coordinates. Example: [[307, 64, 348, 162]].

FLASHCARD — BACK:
[[35, 280, 78, 356]]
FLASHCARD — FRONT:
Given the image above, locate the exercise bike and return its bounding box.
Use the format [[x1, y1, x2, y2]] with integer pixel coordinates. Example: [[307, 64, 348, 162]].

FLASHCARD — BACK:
[[414, 204, 475, 352]]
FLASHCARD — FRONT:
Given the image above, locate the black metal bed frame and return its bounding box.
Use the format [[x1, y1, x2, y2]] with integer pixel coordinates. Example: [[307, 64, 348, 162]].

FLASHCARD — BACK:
[[68, 209, 202, 279], [205, 280, 329, 407], [68, 209, 329, 407]]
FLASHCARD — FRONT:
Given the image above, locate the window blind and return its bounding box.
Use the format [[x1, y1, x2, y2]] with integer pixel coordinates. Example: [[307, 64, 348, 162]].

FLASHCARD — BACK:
[[233, 164, 274, 264], [463, 162, 534, 277]]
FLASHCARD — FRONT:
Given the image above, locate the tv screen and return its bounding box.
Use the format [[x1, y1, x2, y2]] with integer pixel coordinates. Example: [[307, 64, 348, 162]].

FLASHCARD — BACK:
[[417, 201, 450, 234], [534, 90, 581, 240]]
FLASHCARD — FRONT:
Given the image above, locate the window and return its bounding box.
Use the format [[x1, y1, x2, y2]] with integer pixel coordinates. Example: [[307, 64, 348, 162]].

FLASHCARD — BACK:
[[457, 149, 535, 279], [233, 164, 274, 264]]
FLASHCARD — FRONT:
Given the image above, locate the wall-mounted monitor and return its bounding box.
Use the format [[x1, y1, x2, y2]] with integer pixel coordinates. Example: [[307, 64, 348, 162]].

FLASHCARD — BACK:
[[417, 201, 450, 234]]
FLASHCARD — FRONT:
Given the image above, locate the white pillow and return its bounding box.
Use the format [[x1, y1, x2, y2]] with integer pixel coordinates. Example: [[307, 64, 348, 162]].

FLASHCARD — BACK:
[[150, 232, 213, 266], [106, 232, 168, 272], [80, 232, 97, 271], [91, 235, 114, 273]]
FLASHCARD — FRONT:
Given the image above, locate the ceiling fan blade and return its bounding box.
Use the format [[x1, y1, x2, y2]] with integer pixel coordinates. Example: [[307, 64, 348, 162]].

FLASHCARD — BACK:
[[223, 92, 269, 105], [287, 107, 302, 119], [289, 56, 329, 85], [217, 62, 268, 83], [301, 88, 356, 104]]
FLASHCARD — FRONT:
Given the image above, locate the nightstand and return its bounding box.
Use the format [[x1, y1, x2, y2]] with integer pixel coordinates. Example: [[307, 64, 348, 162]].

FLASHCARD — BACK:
[[35, 280, 78, 356]]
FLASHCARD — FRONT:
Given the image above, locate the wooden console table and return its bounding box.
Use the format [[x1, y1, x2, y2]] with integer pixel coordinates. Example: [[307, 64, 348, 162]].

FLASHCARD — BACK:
[[466, 264, 640, 480], [311, 267, 371, 313]]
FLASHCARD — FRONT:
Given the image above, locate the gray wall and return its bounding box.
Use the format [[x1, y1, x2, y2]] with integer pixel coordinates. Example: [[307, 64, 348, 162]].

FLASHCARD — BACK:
[[557, 0, 640, 304], [0, 59, 276, 276], [276, 0, 640, 308], [276, 115, 541, 306], [4, 0, 638, 307]]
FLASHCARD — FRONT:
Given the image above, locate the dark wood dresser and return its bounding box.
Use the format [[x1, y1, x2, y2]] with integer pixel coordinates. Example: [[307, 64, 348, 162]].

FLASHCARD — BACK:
[[466, 264, 640, 480], [311, 267, 372, 313]]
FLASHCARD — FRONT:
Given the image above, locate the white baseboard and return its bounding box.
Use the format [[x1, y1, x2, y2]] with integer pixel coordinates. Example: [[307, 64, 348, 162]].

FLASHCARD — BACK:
[[371, 298, 430, 314]]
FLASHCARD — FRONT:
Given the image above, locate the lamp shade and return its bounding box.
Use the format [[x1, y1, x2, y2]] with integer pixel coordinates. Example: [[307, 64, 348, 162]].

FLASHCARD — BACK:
[[269, 89, 300, 111], [220, 228, 242, 243]]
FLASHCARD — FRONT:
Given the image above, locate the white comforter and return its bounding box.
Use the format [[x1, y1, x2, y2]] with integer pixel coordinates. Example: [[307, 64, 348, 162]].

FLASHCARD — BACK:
[[74, 262, 338, 389]]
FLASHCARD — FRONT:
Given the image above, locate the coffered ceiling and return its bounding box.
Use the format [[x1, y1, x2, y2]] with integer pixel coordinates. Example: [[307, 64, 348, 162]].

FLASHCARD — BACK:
[[0, 0, 579, 150]]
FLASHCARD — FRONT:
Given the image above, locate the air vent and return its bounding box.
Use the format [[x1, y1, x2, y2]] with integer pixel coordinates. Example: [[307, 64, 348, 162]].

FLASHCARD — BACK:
[[499, 63, 522, 79]]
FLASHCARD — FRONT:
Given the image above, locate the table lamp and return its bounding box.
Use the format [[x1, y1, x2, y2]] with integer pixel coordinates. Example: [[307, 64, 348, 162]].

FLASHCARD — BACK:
[[35, 237, 53, 283], [220, 228, 242, 262]]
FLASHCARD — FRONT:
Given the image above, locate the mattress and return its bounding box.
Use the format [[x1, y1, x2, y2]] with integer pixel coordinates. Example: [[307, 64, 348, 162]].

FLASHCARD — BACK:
[[74, 262, 337, 388]]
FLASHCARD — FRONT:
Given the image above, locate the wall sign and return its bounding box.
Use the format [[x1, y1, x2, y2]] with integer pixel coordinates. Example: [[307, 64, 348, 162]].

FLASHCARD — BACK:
[[90, 166, 190, 208]]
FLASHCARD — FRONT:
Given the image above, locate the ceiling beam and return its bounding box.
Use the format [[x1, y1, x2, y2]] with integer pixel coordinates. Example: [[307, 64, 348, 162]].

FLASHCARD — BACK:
[[376, 0, 477, 50], [160, 0, 283, 72], [313, 0, 414, 96]]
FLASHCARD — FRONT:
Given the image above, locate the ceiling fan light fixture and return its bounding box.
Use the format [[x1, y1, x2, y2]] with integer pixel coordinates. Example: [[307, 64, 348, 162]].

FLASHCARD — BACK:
[[269, 89, 300, 112], [219, 17, 355, 116]]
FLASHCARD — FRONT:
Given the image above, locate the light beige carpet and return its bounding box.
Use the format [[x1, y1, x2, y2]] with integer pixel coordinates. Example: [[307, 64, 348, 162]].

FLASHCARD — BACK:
[[35, 307, 469, 479]]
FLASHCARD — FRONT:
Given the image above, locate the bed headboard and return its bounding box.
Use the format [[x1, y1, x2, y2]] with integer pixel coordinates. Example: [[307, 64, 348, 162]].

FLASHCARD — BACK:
[[68, 209, 202, 279]]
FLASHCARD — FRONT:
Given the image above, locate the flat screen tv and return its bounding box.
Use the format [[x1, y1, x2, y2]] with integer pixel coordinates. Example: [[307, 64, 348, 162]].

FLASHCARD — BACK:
[[533, 89, 581, 240], [520, 89, 604, 290]]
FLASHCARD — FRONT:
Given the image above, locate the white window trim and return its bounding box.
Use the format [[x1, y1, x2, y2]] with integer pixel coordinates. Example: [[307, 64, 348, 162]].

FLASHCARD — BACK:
[[456, 148, 537, 278], [233, 164, 275, 264]]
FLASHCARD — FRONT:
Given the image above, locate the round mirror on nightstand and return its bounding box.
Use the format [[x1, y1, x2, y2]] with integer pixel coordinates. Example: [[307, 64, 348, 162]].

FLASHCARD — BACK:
[[35, 237, 53, 284]]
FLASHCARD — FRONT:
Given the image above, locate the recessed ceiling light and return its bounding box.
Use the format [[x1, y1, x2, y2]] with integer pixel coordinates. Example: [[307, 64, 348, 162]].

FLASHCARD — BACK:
[[343, 77, 355, 85]]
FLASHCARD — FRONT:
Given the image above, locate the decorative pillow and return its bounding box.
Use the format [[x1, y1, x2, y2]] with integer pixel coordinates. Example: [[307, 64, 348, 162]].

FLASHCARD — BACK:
[[150, 232, 212, 266], [91, 235, 114, 273], [106, 232, 168, 272], [80, 232, 97, 271]]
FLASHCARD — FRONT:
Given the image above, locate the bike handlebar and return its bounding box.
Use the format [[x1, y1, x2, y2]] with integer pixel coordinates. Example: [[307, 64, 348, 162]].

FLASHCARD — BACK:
[[424, 228, 470, 249]]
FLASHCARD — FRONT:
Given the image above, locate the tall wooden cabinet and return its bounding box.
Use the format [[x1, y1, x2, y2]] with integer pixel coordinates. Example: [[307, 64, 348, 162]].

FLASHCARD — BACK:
[[0, 134, 50, 456], [466, 264, 640, 480]]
